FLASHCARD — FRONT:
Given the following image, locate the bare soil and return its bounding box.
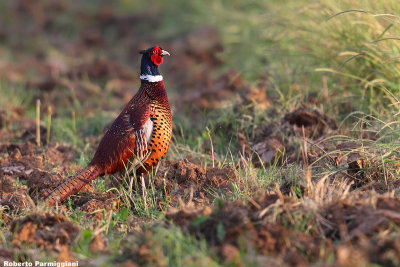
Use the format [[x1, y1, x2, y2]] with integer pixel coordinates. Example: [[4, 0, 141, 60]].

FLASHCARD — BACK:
[[166, 192, 400, 266], [155, 159, 239, 207]]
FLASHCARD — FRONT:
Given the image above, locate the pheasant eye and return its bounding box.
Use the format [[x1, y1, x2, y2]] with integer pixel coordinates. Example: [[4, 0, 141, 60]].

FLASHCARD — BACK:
[[152, 50, 157, 54]]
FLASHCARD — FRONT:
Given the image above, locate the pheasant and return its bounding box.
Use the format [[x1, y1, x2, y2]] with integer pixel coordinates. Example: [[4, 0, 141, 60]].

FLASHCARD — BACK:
[[44, 46, 172, 206]]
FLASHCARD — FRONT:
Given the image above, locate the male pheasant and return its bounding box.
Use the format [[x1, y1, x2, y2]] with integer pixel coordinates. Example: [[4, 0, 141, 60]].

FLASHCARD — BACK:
[[44, 46, 172, 206]]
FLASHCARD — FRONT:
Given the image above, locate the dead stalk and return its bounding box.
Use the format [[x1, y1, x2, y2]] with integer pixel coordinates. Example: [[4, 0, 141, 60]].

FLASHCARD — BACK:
[[301, 126, 313, 193], [46, 106, 52, 145], [36, 99, 41, 147], [206, 128, 215, 168], [129, 174, 134, 199], [140, 174, 148, 212], [104, 210, 113, 234], [163, 176, 168, 199], [248, 197, 261, 210]]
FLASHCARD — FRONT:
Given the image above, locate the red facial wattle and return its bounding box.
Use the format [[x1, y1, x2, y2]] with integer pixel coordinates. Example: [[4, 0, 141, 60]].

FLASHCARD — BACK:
[[150, 47, 163, 66]]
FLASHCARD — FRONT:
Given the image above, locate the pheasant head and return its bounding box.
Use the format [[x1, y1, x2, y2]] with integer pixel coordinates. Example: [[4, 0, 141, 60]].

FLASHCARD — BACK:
[[139, 46, 170, 82]]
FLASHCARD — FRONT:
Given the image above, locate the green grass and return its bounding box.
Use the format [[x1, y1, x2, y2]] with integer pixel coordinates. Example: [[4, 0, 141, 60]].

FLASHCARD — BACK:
[[112, 225, 221, 267]]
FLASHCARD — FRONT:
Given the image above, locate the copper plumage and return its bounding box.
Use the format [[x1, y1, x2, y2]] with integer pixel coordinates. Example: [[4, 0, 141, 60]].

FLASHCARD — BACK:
[[44, 46, 172, 206]]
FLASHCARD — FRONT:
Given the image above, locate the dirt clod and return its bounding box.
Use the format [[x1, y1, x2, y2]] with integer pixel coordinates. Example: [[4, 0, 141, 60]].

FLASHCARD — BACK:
[[90, 234, 106, 254], [156, 159, 238, 207], [242, 107, 338, 167], [283, 108, 337, 139], [11, 213, 79, 250], [0, 142, 77, 208]]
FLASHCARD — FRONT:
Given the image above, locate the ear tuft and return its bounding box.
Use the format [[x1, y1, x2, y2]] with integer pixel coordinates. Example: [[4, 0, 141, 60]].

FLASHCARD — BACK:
[[139, 50, 146, 54]]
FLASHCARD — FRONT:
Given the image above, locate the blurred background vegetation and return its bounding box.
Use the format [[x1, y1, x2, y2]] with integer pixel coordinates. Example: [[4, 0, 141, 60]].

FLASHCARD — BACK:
[[1, 0, 399, 150]]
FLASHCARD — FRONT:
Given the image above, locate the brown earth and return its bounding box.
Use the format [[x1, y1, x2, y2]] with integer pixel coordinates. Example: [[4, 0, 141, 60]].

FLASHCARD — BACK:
[[283, 108, 337, 139], [166, 193, 328, 266], [3, 212, 80, 263], [0, 138, 124, 217], [166, 192, 400, 266], [75, 190, 120, 220], [11, 213, 79, 249], [238, 106, 397, 196], [154, 159, 239, 207], [239, 107, 338, 167], [0, 131, 238, 214], [0, 142, 77, 210]]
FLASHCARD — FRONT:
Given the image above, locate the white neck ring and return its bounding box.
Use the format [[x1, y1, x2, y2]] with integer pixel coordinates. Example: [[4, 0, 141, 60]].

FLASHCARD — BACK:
[[140, 74, 163, 82]]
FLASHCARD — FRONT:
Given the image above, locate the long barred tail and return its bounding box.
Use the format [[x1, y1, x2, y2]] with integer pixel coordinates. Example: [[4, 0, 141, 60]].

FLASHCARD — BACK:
[[44, 165, 102, 206]]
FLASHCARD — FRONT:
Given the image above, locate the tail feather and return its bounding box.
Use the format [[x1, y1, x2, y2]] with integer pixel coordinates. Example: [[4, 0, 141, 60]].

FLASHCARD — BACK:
[[44, 165, 102, 206]]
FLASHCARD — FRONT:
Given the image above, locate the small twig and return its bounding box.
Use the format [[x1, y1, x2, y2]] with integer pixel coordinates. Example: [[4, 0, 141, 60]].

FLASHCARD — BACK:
[[189, 186, 194, 204], [248, 198, 261, 210], [304, 139, 336, 165], [93, 222, 109, 236], [158, 201, 164, 212]]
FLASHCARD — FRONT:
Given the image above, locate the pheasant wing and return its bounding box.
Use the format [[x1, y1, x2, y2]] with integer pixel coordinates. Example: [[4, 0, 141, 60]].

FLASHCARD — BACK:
[[91, 99, 153, 174]]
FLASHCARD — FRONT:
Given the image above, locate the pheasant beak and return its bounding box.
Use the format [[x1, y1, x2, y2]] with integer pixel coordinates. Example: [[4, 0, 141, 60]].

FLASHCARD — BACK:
[[160, 50, 170, 56]]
